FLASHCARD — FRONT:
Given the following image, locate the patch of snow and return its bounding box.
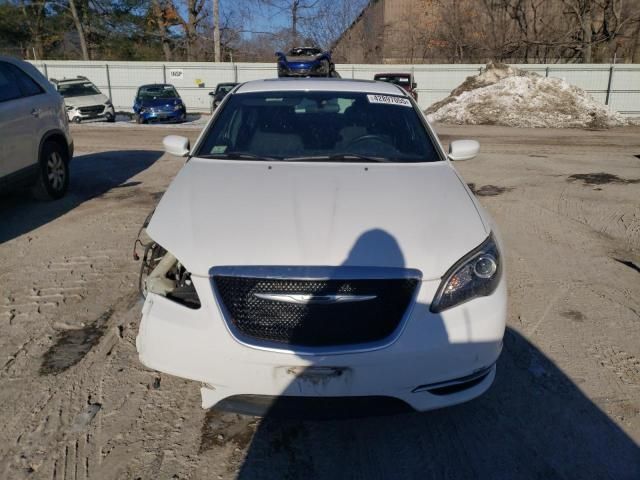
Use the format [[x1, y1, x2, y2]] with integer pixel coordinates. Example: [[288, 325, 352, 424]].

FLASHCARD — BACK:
[[426, 63, 629, 128]]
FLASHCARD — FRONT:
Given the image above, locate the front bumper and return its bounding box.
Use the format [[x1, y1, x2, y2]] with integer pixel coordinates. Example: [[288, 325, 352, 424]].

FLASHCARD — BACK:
[[67, 105, 115, 121], [140, 110, 186, 122], [137, 272, 506, 413]]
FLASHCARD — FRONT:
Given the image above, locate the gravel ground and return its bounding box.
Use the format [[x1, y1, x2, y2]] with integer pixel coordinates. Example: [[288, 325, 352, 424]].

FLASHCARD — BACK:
[[1, 123, 639, 479]]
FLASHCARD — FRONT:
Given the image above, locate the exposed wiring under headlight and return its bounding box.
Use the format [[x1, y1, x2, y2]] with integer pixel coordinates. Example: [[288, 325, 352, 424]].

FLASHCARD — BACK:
[[430, 234, 501, 313], [133, 210, 200, 309], [140, 244, 201, 309]]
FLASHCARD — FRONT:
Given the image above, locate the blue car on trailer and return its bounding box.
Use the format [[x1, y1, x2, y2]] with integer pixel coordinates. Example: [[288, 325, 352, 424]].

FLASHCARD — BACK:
[[276, 46, 336, 77], [133, 84, 187, 124]]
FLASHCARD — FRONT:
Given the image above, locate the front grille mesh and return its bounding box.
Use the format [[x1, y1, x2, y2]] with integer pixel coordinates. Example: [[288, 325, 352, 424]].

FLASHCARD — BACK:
[[79, 105, 105, 115], [214, 276, 419, 347]]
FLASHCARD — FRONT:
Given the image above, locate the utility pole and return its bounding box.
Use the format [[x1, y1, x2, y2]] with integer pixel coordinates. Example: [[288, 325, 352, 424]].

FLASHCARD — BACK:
[[213, 0, 221, 62]]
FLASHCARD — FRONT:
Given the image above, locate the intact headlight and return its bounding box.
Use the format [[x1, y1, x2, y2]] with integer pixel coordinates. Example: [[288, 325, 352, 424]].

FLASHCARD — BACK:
[[173, 103, 183, 111], [430, 234, 502, 313]]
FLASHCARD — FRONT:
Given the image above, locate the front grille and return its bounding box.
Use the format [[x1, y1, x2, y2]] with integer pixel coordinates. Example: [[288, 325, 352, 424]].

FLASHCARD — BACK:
[[214, 275, 419, 347], [151, 105, 174, 113], [79, 105, 104, 115]]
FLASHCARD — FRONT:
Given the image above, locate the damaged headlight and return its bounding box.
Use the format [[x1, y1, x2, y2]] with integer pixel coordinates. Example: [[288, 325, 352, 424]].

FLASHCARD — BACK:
[[138, 243, 201, 309], [134, 213, 200, 309], [430, 234, 502, 313]]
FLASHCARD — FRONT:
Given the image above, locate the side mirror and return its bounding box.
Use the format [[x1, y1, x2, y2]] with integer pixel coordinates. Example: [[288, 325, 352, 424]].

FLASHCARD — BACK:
[[448, 140, 479, 161], [412, 82, 417, 89], [163, 135, 190, 157], [208, 91, 215, 96]]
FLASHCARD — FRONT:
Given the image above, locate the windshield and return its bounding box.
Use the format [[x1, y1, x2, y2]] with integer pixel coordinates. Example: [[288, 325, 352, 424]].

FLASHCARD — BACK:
[[216, 84, 235, 94], [196, 91, 440, 163], [58, 82, 100, 97], [137, 85, 179, 100], [375, 75, 411, 87], [288, 47, 322, 56]]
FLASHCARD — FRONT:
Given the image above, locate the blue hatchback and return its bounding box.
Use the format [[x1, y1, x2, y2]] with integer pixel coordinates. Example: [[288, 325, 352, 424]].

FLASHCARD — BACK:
[[133, 84, 186, 124]]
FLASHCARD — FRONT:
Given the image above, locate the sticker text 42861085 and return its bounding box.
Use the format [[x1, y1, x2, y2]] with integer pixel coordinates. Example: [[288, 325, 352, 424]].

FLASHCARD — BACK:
[[366, 94, 412, 107]]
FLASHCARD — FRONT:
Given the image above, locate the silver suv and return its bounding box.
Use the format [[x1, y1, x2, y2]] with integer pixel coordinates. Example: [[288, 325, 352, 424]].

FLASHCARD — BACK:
[[52, 76, 115, 123], [0, 56, 74, 200]]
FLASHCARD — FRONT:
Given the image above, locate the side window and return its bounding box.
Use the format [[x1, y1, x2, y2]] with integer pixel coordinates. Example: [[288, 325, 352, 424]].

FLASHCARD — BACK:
[[0, 62, 23, 103], [7, 64, 44, 97]]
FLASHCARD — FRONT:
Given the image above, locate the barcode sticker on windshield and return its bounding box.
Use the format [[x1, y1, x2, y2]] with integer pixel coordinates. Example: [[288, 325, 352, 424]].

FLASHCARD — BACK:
[[366, 94, 412, 107]]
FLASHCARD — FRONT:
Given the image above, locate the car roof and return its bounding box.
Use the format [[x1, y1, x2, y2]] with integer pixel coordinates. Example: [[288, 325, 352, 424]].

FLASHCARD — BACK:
[[54, 76, 91, 83], [138, 83, 176, 89], [235, 78, 409, 96], [0, 55, 56, 93], [374, 73, 412, 77], [0, 55, 28, 65]]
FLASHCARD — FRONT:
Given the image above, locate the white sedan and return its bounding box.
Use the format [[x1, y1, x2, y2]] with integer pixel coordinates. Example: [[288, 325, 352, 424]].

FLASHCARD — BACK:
[[136, 78, 507, 416]]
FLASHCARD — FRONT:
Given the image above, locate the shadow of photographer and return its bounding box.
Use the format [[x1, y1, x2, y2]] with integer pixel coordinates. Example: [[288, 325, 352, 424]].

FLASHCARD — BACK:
[[222, 228, 640, 479]]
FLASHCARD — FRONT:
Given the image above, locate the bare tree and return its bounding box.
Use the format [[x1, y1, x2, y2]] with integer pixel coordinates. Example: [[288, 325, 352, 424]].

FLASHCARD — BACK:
[[254, 0, 320, 45], [172, 0, 207, 61], [302, 0, 368, 50], [151, 0, 174, 61], [19, 0, 46, 60]]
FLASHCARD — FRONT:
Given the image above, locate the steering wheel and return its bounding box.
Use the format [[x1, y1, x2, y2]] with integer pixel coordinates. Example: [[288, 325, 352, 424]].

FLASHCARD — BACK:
[[344, 134, 388, 149]]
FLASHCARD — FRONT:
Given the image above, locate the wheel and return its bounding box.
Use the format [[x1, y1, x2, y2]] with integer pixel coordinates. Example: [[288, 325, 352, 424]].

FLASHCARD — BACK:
[[31, 140, 69, 200], [136, 114, 145, 124], [106, 113, 115, 123]]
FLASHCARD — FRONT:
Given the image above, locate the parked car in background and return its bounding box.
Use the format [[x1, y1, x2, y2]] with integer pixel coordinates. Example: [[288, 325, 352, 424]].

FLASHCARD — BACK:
[[209, 82, 237, 113], [0, 56, 73, 200], [374, 73, 418, 101], [52, 76, 115, 123], [276, 46, 335, 77], [133, 84, 186, 124], [136, 78, 506, 416]]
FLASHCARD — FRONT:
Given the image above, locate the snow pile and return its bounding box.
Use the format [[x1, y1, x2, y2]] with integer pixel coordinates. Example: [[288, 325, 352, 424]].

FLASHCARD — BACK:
[[426, 63, 629, 128]]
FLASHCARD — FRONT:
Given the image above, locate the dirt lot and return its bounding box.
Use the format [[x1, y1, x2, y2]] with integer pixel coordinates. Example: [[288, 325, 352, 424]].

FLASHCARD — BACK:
[[1, 122, 639, 479]]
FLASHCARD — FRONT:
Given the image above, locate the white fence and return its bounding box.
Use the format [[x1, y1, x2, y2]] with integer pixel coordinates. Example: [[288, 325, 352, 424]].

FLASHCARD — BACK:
[[29, 60, 640, 116]]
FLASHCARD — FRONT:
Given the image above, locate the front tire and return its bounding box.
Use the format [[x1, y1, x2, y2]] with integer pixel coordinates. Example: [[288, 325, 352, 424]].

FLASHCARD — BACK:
[[31, 140, 69, 201]]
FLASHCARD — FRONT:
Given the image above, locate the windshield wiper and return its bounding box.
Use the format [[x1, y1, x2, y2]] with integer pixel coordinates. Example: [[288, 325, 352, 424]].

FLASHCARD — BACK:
[[284, 154, 392, 163], [198, 152, 280, 162]]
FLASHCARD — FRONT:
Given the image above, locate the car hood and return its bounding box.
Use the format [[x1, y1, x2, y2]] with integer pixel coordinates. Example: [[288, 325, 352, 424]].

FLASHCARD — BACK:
[[64, 93, 108, 107], [139, 98, 181, 108], [147, 159, 488, 280]]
